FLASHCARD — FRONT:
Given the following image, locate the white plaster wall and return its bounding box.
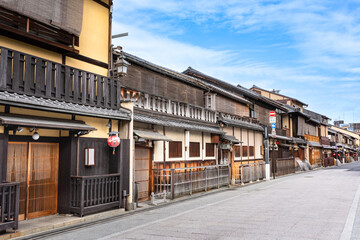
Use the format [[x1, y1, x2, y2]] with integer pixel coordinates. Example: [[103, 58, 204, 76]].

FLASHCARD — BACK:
[[153, 125, 165, 162], [223, 127, 233, 135], [241, 129, 248, 146], [255, 131, 263, 159], [249, 130, 255, 160]]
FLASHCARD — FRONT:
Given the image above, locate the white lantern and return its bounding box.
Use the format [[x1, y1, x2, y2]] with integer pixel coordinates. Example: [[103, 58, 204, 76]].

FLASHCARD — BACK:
[[115, 52, 130, 77]]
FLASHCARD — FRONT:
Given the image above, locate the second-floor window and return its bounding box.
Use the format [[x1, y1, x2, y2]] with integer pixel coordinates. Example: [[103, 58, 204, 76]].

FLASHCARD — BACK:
[[249, 146, 255, 157], [205, 93, 216, 110], [250, 108, 255, 118], [206, 143, 215, 157], [169, 141, 182, 158], [242, 146, 248, 157], [189, 142, 200, 157], [234, 146, 241, 157]]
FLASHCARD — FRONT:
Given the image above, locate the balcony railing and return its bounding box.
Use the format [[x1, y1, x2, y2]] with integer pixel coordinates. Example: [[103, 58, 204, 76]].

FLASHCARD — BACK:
[[304, 134, 320, 142], [320, 137, 330, 145], [0, 182, 19, 231], [220, 112, 260, 125], [0, 47, 121, 110], [121, 88, 217, 123], [70, 174, 121, 217], [267, 127, 291, 137]]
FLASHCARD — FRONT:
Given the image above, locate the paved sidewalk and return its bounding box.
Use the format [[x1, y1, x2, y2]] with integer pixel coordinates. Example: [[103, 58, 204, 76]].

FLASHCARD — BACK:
[[38, 162, 360, 240], [1, 182, 231, 240], [2, 163, 358, 240]]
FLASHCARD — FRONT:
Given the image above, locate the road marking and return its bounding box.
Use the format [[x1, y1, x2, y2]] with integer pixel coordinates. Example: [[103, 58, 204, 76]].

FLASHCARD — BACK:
[[98, 192, 248, 240], [340, 183, 360, 240]]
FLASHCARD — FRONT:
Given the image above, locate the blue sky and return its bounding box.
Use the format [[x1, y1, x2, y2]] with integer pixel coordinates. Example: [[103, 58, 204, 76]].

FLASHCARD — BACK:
[[112, 0, 360, 123]]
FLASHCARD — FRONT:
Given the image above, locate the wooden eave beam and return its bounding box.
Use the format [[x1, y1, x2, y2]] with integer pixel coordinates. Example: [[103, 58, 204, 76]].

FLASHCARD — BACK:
[[0, 22, 79, 54], [92, 0, 111, 9]]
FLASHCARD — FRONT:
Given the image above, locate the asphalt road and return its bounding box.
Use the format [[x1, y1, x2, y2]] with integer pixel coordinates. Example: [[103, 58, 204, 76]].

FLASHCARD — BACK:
[[47, 162, 360, 240]]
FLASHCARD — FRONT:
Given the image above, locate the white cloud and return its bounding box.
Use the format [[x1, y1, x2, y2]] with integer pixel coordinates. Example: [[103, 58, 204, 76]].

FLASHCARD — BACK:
[[112, 0, 360, 123]]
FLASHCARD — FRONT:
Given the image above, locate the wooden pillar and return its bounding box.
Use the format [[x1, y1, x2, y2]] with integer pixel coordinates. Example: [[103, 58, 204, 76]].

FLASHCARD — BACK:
[[0, 131, 9, 183]]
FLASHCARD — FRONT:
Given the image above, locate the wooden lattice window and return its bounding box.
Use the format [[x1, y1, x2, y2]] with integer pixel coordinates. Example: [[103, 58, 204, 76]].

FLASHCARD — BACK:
[[234, 146, 241, 157], [206, 143, 215, 157], [242, 146, 248, 157], [169, 141, 182, 158], [249, 146, 254, 157], [189, 142, 200, 157]]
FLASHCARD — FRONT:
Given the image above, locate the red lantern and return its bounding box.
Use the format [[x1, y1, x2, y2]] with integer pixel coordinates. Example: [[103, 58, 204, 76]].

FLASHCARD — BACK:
[[107, 135, 120, 155]]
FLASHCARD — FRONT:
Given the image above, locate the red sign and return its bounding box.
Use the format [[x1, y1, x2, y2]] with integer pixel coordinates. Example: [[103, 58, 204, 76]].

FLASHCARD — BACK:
[[269, 111, 276, 117]]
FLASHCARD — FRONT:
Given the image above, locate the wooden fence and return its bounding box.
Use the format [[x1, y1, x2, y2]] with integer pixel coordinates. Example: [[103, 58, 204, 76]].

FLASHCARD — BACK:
[[235, 162, 266, 184], [153, 165, 230, 199], [324, 157, 335, 167], [0, 182, 19, 231], [0, 47, 121, 110], [70, 174, 121, 217], [272, 157, 295, 176]]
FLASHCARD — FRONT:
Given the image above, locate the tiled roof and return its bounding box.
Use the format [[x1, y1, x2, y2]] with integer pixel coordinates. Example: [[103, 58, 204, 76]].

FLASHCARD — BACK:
[[0, 91, 132, 120], [221, 135, 242, 143], [122, 53, 252, 105], [308, 141, 323, 148], [134, 111, 224, 134], [184, 67, 259, 99], [218, 115, 264, 132], [123, 52, 209, 90], [251, 85, 308, 107], [182, 67, 288, 111], [269, 134, 293, 141]]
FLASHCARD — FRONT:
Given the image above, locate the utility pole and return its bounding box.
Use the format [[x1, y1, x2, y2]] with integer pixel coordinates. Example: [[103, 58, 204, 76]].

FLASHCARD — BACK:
[[272, 139, 276, 179], [264, 126, 270, 181]]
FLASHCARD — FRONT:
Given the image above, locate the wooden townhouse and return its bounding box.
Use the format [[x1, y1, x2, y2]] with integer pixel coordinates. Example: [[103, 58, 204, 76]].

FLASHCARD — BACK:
[[118, 52, 228, 201], [183, 68, 295, 179], [329, 125, 360, 163], [0, 0, 133, 231], [250, 86, 331, 168]]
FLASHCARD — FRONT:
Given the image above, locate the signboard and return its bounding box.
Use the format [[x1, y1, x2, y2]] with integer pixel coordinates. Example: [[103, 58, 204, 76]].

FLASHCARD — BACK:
[[269, 111, 276, 135], [269, 111, 276, 124]]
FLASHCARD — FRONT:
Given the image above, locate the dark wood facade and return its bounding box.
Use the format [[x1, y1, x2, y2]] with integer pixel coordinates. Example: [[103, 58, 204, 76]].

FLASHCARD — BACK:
[[121, 64, 205, 107]]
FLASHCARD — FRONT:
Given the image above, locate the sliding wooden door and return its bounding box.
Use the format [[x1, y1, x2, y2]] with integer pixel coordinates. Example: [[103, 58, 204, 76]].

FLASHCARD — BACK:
[[7, 142, 59, 220], [135, 147, 151, 201]]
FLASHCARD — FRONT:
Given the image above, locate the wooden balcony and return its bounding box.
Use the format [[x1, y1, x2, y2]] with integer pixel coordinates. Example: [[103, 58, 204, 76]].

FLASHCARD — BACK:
[[0, 47, 121, 110], [320, 137, 330, 146], [70, 174, 121, 217], [121, 88, 217, 123], [220, 112, 260, 125], [304, 134, 320, 142], [267, 127, 291, 137], [0, 182, 19, 231]]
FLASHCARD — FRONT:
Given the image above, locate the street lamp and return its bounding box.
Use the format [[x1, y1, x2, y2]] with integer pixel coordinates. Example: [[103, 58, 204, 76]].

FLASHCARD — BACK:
[[114, 52, 130, 77]]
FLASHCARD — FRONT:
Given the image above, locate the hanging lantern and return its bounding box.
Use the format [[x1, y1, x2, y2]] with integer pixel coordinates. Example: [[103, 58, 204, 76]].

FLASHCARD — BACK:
[[107, 131, 120, 155]]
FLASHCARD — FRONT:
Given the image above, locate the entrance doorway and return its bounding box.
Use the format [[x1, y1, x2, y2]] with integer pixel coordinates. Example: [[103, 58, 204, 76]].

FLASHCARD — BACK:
[[134, 147, 152, 201], [6, 142, 59, 220]]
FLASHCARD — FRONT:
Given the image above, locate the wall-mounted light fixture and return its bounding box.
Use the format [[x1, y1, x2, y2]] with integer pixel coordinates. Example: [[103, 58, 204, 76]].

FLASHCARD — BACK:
[[114, 52, 130, 77], [32, 130, 40, 140], [106, 119, 112, 129]]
